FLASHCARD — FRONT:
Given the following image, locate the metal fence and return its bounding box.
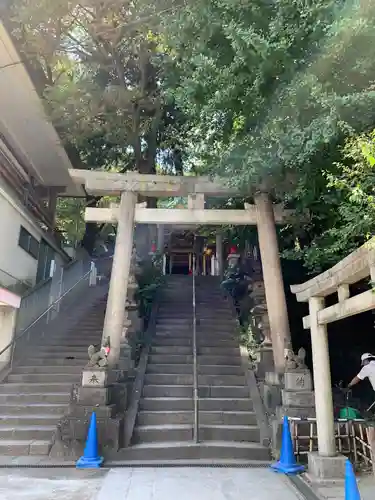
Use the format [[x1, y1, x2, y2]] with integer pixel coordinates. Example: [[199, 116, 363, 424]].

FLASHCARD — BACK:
[[290, 417, 374, 471], [9, 256, 96, 366]]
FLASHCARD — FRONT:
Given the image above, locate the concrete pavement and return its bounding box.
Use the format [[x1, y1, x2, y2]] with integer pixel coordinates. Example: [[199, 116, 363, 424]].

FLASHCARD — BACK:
[[1, 466, 374, 499], [94, 467, 304, 500], [0, 469, 106, 500], [0, 467, 304, 500]]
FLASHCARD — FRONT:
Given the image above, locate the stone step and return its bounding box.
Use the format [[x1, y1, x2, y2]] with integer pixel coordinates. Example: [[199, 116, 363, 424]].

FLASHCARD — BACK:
[[17, 352, 88, 360], [195, 322, 236, 329], [0, 393, 70, 404], [133, 425, 193, 444], [16, 358, 85, 367], [153, 338, 192, 347], [154, 338, 238, 346], [137, 411, 192, 426], [198, 355, 241, 366], [199, 425, 260, 442], [0, 383, 73, 394], [143, 385, 193, 398], [118, 441, 270, 462], [157, 313, 232, 319], [199, 398, 253, 411], [198, 374, 246, 386], [155, 331, 231, 339], [140, 398, 193, 411], [147, 364, 193, 375], [199, 411, 257, 426], [149, 354, 193, 364], [199, 386, 249, 398], [144, 373, 246, 386], [154, 331, 193, 338], [155, 328, 192, 335], [195, 329, 234, 335], [0, 439, 52, 456], [7, 373, 80, 384], [39, 339, 101, 346], [157, 319, 193, 324], [0, 414, 60, 426], [151, 346, 192, 355], [12, 365, 83, 374], [137, 410, 257, 427], [198, 347, 240, 356], [197, 339, 239, 348], [145, 374, 193, 385], [28, 345, 91, 352], [197, 365, 244, 376], [0, 425, 56, 440], [0, 403, 67, 415]]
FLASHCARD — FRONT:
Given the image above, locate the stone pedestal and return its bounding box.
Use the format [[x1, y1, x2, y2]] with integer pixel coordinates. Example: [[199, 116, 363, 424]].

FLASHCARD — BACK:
[[265, 367, 315, 459], [263, 371, 283, 412], [279, 368, 316, 419], [50, 366, 126, 459], [308, 452, 346, 481], [254, 345, 274, 380]]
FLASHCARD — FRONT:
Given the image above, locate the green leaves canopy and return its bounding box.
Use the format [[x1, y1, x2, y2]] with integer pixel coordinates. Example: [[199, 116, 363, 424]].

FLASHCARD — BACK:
[[164, 0, 375, 192]]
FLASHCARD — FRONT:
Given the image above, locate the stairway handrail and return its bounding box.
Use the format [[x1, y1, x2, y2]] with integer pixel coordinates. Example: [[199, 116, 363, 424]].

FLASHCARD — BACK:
[[192, 251, 199, 443], [0, 268, 93, 362]]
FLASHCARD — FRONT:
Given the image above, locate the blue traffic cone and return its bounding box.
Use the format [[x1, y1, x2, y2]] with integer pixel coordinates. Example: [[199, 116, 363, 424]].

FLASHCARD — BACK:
[[76, 412, 103, 469], [345, 459, 361, 500], [271, 416, 305, 474]]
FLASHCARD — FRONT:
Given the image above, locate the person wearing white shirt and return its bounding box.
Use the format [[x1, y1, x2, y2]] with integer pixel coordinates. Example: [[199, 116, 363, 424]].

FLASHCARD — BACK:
[[348, 353, 375, 391]]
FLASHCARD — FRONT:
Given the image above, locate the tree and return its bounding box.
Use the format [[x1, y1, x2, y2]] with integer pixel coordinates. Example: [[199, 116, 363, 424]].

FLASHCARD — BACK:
[[163, 0, 375, 190], [281, 129, 375, 272], [159, 0, 375, 272], [7, 0, 186, 252]]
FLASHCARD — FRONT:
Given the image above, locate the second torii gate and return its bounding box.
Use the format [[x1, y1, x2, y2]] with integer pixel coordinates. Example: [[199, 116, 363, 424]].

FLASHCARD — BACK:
[[70, 169, 293, 371]]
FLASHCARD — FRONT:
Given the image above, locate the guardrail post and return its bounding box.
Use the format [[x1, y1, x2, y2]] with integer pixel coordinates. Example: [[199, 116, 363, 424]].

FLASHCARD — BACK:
[[89, 261, 97, 286]]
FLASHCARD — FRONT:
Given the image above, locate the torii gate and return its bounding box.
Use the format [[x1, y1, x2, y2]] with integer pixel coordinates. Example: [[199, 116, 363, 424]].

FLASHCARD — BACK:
[[69, 169, 293, 371]]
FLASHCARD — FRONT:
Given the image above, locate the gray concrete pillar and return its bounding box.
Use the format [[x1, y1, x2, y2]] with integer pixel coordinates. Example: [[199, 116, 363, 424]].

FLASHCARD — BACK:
[[309, 296, 336, 456], [255, 192, 291, 372], [102, 191, 137, 367]]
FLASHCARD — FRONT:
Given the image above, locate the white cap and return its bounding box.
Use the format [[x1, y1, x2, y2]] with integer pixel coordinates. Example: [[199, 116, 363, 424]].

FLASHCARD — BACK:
[[361, 353, 374, 363]]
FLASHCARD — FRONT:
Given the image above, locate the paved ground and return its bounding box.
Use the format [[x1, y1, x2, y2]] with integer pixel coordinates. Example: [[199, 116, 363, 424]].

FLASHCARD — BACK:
[[0, 469, 106, 500], [314, 473, 375, 499], [0, 467, 303, 500], [94, 468, 304, 500], [0, 466, 374, 499]]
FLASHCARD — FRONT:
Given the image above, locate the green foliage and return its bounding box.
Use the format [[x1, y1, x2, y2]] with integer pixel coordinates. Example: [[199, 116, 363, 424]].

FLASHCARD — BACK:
[[10, 0, 375, 273], [282, 129, 375, 272], [236, 323, 258, 363], [164, 0, 375, 191], [9, 0, 187, 175], [55, 198, 85, 247]]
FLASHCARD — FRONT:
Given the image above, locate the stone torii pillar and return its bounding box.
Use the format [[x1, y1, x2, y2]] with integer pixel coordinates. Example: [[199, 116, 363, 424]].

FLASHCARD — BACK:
[[102, 191, 137, 367], [253, 193, 291, 372]]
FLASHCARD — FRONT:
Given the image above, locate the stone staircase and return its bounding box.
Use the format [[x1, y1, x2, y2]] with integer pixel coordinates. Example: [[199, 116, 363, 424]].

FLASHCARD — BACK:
[[0, 291, 107, 456], [127, 275, 269, 463]]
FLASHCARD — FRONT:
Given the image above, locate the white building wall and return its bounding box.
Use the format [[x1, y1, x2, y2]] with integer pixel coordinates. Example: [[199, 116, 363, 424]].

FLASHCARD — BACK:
[[0, 189, 40, 286], [0, 178, 66, 287]]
